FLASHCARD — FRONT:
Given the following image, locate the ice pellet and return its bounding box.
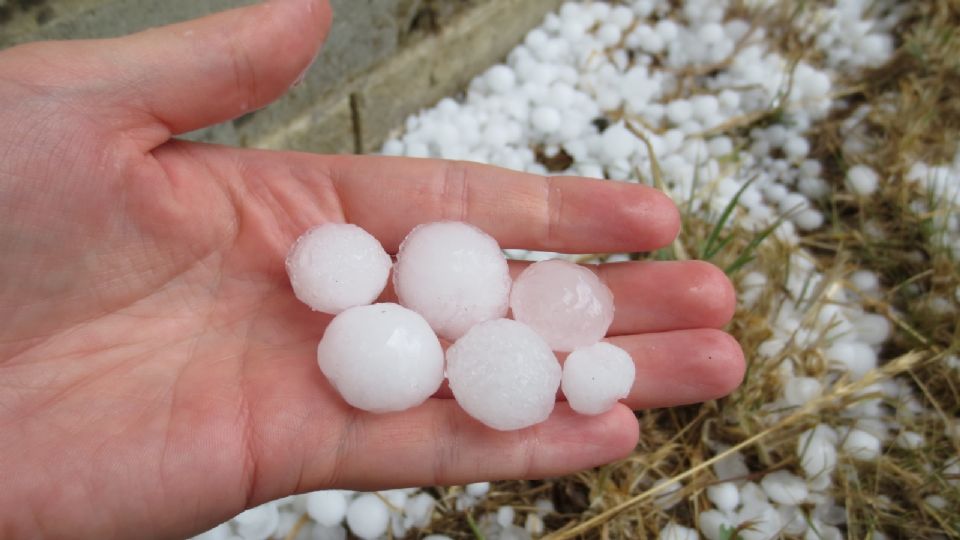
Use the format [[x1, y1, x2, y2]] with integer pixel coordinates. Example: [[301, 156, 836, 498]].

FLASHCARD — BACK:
[[446, 319, 561, 430], [510, 259, 615, 352], [317, 303, 444, 412], [346, 494, 389, 540], [306, 490, 348, 527], [561, 342, 634, 415], [394, 222, 512, 340], [287, 224, 392, 314]]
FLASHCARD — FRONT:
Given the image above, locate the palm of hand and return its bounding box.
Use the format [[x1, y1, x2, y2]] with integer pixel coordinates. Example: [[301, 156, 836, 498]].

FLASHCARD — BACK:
[[0, 1, 744, 538]]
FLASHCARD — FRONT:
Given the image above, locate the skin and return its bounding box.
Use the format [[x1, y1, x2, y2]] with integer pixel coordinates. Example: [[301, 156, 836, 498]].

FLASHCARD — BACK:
[[0, 0, 744, 538]]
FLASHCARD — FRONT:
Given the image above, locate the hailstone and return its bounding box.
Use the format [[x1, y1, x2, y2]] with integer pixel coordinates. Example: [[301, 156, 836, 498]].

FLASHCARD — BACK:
[[561, 342, 634, 415], [446, 319, 561, 430], [317, 303, 444, 413], [286, 224, 392, 314], [394, 221, 512, 340], [345, 494, 389, 540], [306, 490, 348, 527], [510, 259, 615, 352]]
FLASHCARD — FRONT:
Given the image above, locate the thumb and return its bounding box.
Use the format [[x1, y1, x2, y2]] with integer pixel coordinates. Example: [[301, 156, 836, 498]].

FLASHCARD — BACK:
[[116, 0, 332, 140]]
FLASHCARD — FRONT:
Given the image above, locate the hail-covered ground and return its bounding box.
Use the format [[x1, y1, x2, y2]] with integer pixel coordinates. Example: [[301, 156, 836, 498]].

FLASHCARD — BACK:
[[195, 0, 959, 539]]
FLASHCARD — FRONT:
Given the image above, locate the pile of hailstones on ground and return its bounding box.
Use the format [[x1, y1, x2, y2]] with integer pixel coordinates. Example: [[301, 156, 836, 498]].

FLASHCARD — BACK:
[[195, 0, 960, 539]]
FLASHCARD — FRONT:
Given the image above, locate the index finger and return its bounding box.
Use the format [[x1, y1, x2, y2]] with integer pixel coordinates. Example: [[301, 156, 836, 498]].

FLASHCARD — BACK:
[[304, 154, 680, 253]]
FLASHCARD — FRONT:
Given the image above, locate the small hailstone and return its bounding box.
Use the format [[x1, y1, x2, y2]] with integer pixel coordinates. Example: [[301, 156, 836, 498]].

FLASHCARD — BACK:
[[317, 303, 444, 413], [850, 270, 880, 293], [825, 341, 877, 380], [846, 165, 880, 196], [346, 494, 390, 540], [854, 313, 891, 346], [447, 319, 561, 430], [600, 122, 639, 162], [597, 23, 623, 47], [561, 342, 635, 415], [394, 221, 511, 340], [423, 536, 454, 540], [924, 495, 947, 510], [760, 471, 808, 505], [497, 506, 516, 527], [286, 224, 392, 314], [654, 478, 683, 509], [465, 482, 490, 498], [895, 431, 924, 450], [794, 209, 824, 231], [510, 259, 615, 352], [698, 510, 734, 540], [524, 513, 545, 536], [798, 425, 838, 478], [707, 482, 739, 513], [191, 523, 231, 540], [531, 105, 563, 133], [659, 522, 699, 540], [234, 503, 280, 540], [784, 136, 811, 160], [403, 492, 435, 529], [306, 491, 349, 527], [486, 64, 516, 93], [783, 376, 822, 407], [666, 100, 693, 125], [713, 449, 750, 482], [842, 428, 882, 461]]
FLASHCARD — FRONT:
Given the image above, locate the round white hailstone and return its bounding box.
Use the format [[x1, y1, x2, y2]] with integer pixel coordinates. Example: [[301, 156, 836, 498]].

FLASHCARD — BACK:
[[561, 342, 634, 415], [346, 494, 390, 540], [465, 482, 490, 498], [798, 177, 830, 199], [692, 95, 720, 121], [825, 341, 877, 380], [653, 478, 683, 509], [783, 376, 822, 407], [447, 319, 561, 430], [846, 165, 880, 196], [666, 100, 693, 125], [497, 506, 516, 527], [597, 23, 622, 47], [485, 64, 516, 93], [655, 19, 680, 41], [306, 491, 349, 527], [718, 89, 740, 110], [600, 123, 639, 162], [708, 136, 734, 157], [842, 429, 882, 461], [798, 425, 838, 478], [794, 209, 824, 231], [510, 259, 615, 352], [760, 471, 808, 505], [780, 192, 810, 213], [698, 510, 734, 540], [286, 224, 392, 315], [737, 505, 781, 540], [403, 492, 436, 528], [394, 222, 511, 340], [784, 136, 811, 160], [706, 482, 739, 513], [382, 139, 404, 156], [317, 303, 444, 413], [234, 503, 280, 540], [850, 270, 880, 293], [423, 536, 454, 540], [406, 141, 430, 158], [531, 105, 563, 133], [191, 524, 231, 540], [895, 431, 924, 450], [854, 313, 891, 346], [659, 522, 699, 540], [713, 449, 750, 482]]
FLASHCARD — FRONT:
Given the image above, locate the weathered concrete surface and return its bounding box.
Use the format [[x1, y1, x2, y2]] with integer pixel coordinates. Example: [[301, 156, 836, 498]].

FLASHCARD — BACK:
[[1, 0, 562, 154]]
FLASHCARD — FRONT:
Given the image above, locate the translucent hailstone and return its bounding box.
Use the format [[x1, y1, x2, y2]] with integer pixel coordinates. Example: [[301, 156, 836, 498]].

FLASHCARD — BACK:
[[446, 319, 561, 430], [510, 260, 615, 352], [842, 428, 882, 461], [706, 481, 739, 512], [561, 342, 635, 415], [846, 164, 880, 196], [659, 522, 699, 540], [760, 470, 808, 505], [306, 491, 349, 527], [346, 494, 390, 540], [394, 222, 512, 340], [317, 303, 444, 412], [286, 224, 392, 314]]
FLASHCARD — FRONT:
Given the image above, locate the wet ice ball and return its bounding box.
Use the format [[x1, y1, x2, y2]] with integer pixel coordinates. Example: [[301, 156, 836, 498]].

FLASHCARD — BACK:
[[394, 221, 512, 340], [317, 303, 444, 412], [446, 319, 561, 430], [510, 259, 615, 352], [286, 224, 391, 314], [561, 342, 635, 415]]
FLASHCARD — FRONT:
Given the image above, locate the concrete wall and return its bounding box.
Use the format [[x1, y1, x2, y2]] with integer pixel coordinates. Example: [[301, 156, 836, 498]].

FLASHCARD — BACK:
[[0, 0, 562, 154]]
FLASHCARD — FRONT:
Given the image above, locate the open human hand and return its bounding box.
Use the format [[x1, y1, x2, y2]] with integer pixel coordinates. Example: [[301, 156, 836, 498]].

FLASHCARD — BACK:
[[0, 0, 744, 538]]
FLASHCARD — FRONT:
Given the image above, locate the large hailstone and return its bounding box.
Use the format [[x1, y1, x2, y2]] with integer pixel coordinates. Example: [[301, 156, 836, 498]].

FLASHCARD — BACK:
[[394, 221, 512, 340], [317, 303, 444, 413], [510, 259, 615, 352], [561, 342, 635, 415], [287, 224, 392, 314], [446, 319, 561, 430]]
